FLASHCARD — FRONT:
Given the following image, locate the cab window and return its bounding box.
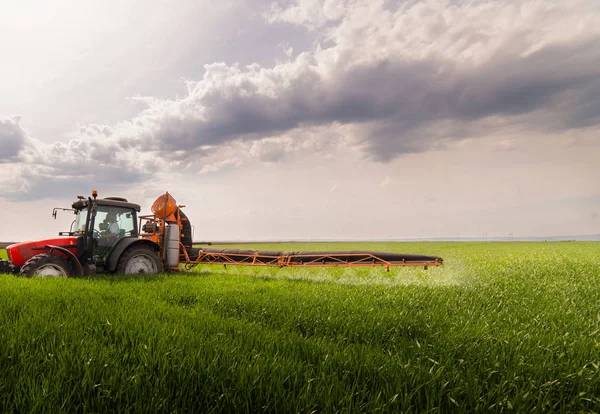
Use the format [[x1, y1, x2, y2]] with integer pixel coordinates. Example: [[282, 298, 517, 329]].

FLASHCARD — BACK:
[[74, 209, 88, 233], [94, 207, 136, 237]]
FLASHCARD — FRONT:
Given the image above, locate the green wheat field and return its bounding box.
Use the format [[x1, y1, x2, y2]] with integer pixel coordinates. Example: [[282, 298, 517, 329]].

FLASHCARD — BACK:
[[1, 242, 599, 412]]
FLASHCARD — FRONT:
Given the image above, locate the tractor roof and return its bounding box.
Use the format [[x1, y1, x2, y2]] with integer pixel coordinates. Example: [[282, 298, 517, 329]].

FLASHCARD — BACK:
[[71, 197, 141, 212]]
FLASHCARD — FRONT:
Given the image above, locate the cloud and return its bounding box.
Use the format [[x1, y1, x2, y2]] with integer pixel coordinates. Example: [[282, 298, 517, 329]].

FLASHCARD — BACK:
[[124, 0, 600, 162], [250, 137, 296, 163], [2, 0, 600, 200], [199, 157, 241, 174], [265, 0, 346, 30], [494, 140, 517, 152], [0, 116, 26, 162], [0, 131, 158, 201]]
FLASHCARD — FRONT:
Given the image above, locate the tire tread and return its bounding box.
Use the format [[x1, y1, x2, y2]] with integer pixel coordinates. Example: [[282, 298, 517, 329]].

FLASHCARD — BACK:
[[19, 254, 72, 277]]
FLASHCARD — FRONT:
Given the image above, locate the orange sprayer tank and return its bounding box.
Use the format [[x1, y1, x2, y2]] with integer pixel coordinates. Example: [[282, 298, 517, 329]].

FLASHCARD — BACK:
[[151, 192, 177, 221]]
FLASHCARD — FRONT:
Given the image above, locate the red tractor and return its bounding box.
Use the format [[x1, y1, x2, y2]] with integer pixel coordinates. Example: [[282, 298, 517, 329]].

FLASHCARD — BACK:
[[1, 191, 163, 277]]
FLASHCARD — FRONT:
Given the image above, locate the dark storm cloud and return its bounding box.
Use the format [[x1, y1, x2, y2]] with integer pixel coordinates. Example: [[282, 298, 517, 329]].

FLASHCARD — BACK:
[[135, 0, 600, 162], [0, 117, 26, 162], [352, 38, 600, 159], [142, 32, 600, 162], [144, 59, 436, 153], [454, 38, 600, 121]]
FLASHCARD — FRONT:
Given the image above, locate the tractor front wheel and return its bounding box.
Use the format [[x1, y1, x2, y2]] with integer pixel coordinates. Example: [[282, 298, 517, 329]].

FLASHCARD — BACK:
[[19, 254, 72, 277], [117, 247, 162, 275]]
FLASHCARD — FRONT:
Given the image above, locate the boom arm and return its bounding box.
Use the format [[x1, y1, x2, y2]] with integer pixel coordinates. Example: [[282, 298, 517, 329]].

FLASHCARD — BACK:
[[141, 192, 443, 272], [183, 247, 442, 271]]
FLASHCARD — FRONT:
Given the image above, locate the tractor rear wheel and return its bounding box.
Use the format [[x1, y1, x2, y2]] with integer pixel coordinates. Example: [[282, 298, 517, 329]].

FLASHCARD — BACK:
[[117, 246, 162, 275], [19, 254, 72, 278], [0, 260, 14, 275]]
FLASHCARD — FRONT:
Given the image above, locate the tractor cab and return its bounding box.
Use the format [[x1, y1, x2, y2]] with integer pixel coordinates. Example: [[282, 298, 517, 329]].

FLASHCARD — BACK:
[[70, 196, 141, 269], [5, 191, 163, 277]]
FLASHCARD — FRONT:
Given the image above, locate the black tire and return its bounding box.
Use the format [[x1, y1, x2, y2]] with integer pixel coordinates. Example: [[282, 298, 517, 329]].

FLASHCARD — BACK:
[[0, 260, 14, 275], [116, 246, 163, 275], [19, 254, 72, 278]]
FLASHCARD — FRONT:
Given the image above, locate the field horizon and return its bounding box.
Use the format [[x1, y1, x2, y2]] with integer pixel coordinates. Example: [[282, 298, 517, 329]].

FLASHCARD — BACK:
[[2, 233, 600, 249]]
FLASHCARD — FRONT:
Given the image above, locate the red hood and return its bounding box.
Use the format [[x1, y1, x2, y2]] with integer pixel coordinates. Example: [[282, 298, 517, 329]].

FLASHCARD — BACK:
[[7, 237, 79, 267]]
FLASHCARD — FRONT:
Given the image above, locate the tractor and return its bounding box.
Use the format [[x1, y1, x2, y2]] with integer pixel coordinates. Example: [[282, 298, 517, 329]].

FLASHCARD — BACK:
[[1, 191, 164, 277], [0, 190, 443, 277]]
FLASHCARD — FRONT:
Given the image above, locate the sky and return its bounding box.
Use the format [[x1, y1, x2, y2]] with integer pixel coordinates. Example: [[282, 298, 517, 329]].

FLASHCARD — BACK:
[[0, 0, 599, 242]]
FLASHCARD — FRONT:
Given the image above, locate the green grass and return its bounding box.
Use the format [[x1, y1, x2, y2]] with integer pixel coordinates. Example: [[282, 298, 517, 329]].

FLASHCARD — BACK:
[[0, 249, 7, 260], [1, 242, 599, 412]]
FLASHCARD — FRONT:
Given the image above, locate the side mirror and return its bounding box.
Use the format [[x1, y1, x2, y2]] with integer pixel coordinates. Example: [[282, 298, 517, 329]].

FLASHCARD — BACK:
[[52, 207, 75, 219]]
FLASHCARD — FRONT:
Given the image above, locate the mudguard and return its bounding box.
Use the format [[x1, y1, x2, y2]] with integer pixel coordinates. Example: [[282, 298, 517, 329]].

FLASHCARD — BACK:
[[107, 238, 161, 272], [45, 245, 84, 277]]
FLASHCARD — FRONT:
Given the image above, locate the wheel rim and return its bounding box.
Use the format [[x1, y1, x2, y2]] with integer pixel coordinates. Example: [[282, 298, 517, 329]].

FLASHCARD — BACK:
[[34, 264, 68, 277], [124, 254, 158, 274]]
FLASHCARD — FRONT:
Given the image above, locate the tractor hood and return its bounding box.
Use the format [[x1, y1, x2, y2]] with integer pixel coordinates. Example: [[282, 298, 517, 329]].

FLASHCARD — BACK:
[[7, 237, 78, 267]]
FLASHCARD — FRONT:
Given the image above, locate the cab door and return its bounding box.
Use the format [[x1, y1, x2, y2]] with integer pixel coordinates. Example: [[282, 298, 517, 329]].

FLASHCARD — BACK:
[[92, 206, 136, 263]]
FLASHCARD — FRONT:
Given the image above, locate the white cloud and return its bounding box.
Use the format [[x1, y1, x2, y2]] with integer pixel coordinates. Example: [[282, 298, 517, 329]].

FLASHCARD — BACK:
[[200, 158, 242, 174], [265, 0, 346, 30], [494, 139, 517, 152], [0, 116, 26, 162]]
